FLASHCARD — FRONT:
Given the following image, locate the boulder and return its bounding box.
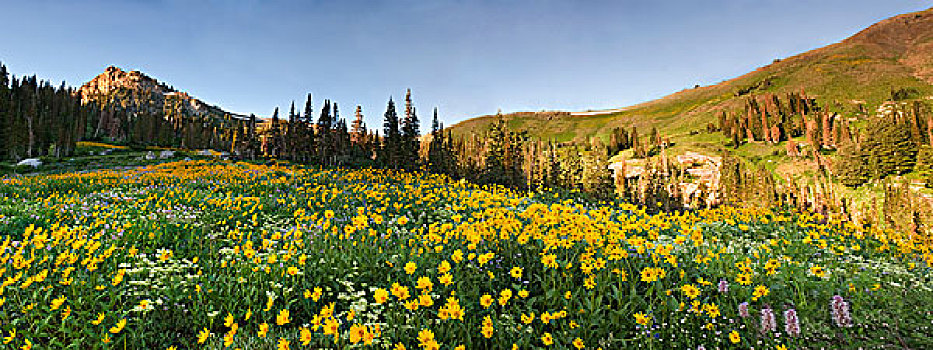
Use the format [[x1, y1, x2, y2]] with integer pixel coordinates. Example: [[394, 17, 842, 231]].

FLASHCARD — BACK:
[[17, 158, 42, 168], [145, 151, 156, 160], [159, 150, 175, 159]]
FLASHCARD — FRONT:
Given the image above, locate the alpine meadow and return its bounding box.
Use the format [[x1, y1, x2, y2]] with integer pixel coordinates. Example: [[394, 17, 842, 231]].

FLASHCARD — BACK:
[[1, 2, 932, 350]]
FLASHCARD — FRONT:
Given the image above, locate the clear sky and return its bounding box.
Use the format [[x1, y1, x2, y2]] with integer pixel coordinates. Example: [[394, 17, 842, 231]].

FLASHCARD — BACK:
[[0, 0, 929, 128]]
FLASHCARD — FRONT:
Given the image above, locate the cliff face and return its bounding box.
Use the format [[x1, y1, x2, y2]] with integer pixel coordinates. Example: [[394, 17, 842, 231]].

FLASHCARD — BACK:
[[78, 66, 245, 119]]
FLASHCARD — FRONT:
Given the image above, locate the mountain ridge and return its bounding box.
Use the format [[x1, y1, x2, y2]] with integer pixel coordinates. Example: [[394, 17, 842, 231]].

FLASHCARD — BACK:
[[448, 6, 933, 144]]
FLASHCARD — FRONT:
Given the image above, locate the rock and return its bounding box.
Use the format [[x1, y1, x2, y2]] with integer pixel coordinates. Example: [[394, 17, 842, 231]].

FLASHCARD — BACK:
[[17, 158, 42, 168], [196, 149, 212, 156], [159, 150, 175, 159], [145, 151, 156, 160]]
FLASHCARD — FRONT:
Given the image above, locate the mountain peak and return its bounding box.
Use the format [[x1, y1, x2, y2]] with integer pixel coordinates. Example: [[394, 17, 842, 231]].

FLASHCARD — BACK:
[[79, 66, 245, 119]]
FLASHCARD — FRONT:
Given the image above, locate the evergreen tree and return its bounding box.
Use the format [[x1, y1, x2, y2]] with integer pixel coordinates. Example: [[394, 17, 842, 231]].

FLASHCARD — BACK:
[[834, 139, 869, 187], [401, 89, 421, 169], [351, 105, 365, 144], [302, 93, 316, 164], [484, 112, 508, 184], [269, 107, 283, 157], [862, 118, 917, 179], [382, 97, 401, 168], [317, 100, 334, 165]]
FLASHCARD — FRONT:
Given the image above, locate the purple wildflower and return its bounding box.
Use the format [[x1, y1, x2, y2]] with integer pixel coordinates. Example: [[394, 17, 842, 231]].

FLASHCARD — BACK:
[[831, 295, 852, 327], [784, 309, 800, 337], [739, 302, 750, 318], [760, 306, 776, 334], [718, 279, 729, 293]]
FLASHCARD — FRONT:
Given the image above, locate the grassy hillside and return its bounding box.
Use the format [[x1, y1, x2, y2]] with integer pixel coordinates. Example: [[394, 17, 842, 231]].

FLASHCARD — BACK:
[[449, 7, 933, 154]]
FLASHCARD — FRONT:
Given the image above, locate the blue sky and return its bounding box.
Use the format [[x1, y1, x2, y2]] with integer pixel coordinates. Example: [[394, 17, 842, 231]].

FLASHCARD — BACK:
[[0, 0, 929, 127]]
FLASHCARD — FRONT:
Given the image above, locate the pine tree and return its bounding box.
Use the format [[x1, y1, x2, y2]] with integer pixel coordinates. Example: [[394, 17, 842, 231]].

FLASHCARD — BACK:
[[382, 97, 401, 168], [484, 112, 508, 184], [269, 107, 283, 157], [401, 89, 421, 169], [863, 118, 917, 179], [317, 100, 333, 165], [428, 108, 445, 173], [0, 63, 8, 159], [351, 105, 365, 144], [300, 93, 316, 164], [834, 139, 869, 187]]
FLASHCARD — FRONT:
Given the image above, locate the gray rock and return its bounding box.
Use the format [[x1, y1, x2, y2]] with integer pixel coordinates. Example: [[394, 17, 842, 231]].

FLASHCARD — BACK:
[[17, 158, 42, 168]]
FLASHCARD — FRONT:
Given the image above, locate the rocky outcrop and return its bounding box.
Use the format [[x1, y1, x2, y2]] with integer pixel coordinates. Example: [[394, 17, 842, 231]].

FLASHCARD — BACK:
[[78, 66, 246, 120]]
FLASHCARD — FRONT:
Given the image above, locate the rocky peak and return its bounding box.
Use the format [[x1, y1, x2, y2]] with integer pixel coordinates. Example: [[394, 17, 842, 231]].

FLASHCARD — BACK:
[[78, 66, 245, 120]]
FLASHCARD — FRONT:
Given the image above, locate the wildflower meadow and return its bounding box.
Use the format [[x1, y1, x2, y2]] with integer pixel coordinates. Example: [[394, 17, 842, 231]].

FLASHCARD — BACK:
[[0, 160, 931, 349]]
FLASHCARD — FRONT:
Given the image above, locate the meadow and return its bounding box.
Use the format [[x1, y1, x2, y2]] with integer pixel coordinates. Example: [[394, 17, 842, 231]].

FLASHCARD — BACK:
[[0, 160, 931, 349]]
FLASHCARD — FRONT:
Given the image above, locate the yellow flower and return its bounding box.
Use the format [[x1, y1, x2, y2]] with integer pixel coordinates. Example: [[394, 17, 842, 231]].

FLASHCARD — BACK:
[[223, 332, 235, 347], [391, 283, 410, 300], [572, 337, 585, 349], [634, 312, 650, 326], [419, 293, 434, 307], [101, 335, 111, 344], [541, 332, 554, 346], [810, 265, 826, 278], [109, 318, 127, 334], [681, 284, 700, 299], [300, 327, 313, 345], [438, 260, 452, 274], [276, 309, 290, 325], [498, 289, 512, 306], [277, 338, 290, 350], [198, 328, 210, 344], [480, 294, 493, 308], [374, 288, 389, 303], [752, 285, 769, 301], [50, 295, 66, 310], [736, 273, 752, 286], [349, 324, 367, 344], [404, 261, 417, 275], [416, 276, 434, 291], [224, 313, 235, 328], [439, 273, 453, 286], [256, 322, 270, 338], [61, 306, 71, 321], [729, 330, 740, 344], [510, 267, 523, 278], [4, 329, 15, 344], [91, 313, 105, 325], [417, 329, 436, 348]]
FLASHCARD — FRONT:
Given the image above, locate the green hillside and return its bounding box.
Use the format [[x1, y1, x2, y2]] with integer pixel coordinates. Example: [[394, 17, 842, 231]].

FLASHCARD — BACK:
[[449, 7, 933, 153]]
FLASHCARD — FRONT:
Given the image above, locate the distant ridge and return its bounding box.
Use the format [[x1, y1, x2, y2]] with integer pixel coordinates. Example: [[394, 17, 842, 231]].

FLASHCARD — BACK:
[[449, 7, 933, 142]]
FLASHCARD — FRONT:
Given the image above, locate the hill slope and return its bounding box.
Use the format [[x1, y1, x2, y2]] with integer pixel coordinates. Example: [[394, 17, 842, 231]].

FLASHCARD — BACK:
[[449, 7, 933, 146]]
